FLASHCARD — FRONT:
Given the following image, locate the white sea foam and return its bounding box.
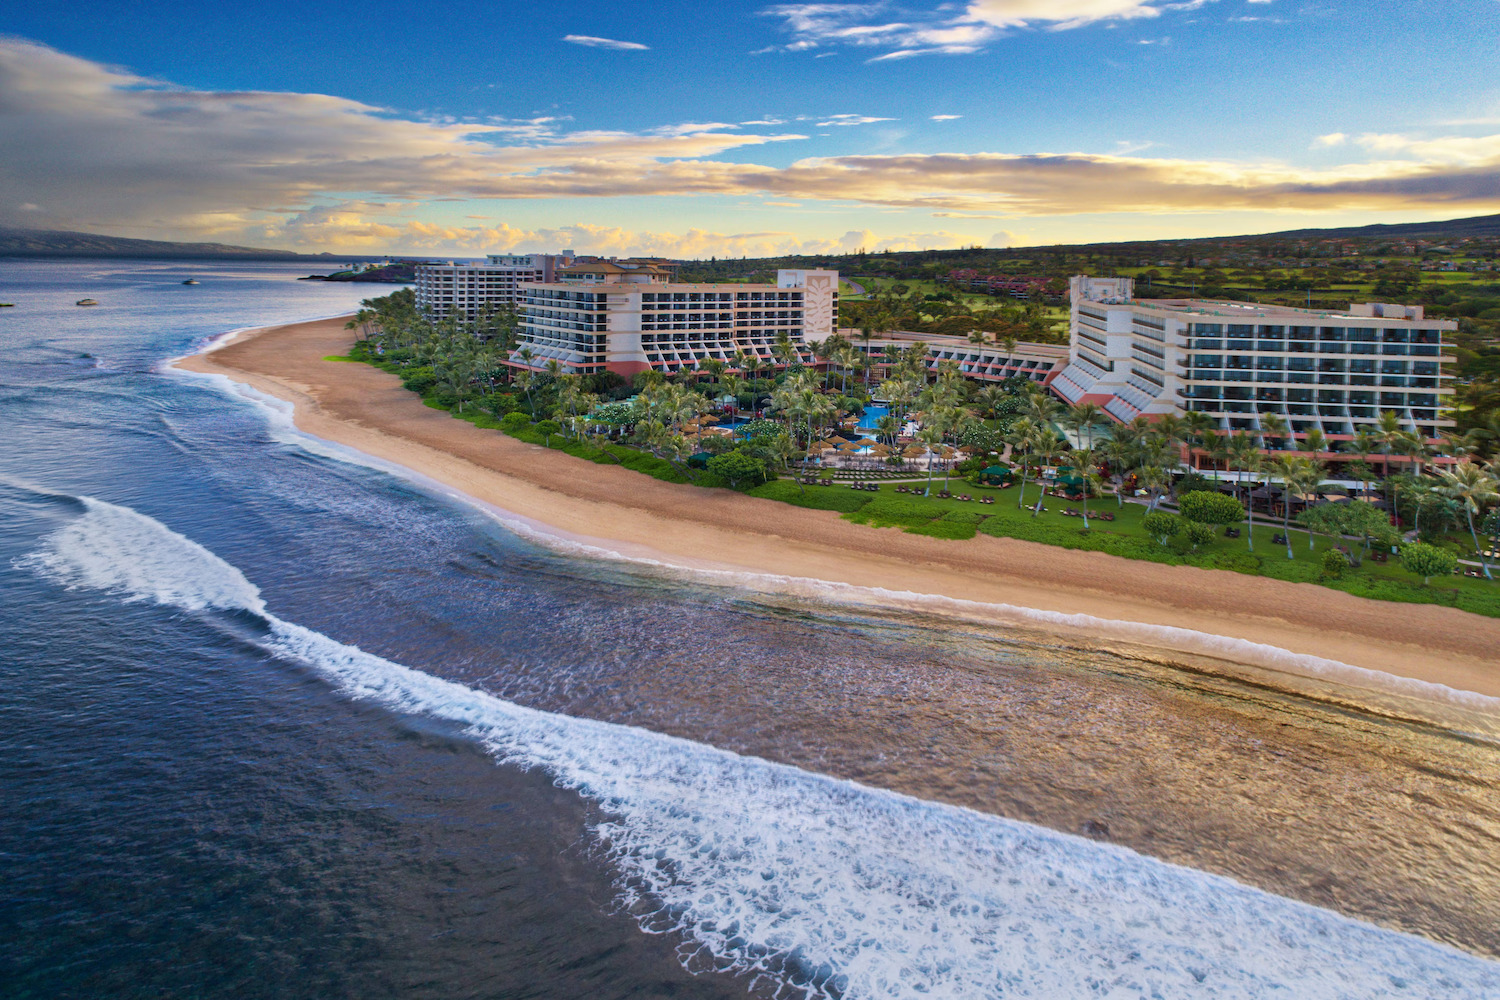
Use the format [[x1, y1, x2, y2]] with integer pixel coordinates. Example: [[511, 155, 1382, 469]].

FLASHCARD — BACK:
[[21, 494, 1500, 998], [19, 497, 266, 614]]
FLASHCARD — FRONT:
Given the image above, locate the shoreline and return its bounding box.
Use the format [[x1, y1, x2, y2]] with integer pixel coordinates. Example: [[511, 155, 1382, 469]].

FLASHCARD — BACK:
[[172, 315, 1500, 701]]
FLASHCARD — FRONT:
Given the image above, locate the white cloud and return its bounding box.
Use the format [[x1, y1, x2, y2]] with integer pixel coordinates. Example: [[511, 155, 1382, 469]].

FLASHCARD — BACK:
[[931, 114, 963, 121], [966, 0, 1165, 30], [6, 39, 1499, 251], [319, 218, 979, 258], [761, 0, 1196, 58], [1314, 132, 1347, 147], [562, 34, 649, 51], [816, 114, 897, 126]]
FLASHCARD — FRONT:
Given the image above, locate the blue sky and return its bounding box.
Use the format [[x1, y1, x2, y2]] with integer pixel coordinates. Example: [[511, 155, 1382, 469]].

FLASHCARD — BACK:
[[3, 0, 1499, 256]]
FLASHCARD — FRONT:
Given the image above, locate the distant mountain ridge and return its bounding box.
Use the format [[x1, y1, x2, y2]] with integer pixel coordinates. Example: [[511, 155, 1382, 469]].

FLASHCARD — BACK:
[[4, 212, 1498, 264], [0, 227, 336, 260], [1202, 213, 1500, 244]]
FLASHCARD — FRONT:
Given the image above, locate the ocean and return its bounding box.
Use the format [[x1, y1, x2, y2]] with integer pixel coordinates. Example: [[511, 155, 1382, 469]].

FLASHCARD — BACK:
[[2, 257, 1498, 999]]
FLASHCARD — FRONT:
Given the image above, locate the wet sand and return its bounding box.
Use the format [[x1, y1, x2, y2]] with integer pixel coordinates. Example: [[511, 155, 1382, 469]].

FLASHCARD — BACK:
[[174, 315, 1500, 698]]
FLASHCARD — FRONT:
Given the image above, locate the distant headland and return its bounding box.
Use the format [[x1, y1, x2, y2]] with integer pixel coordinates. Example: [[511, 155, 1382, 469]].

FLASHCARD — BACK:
[[0, 226, 335, 261]]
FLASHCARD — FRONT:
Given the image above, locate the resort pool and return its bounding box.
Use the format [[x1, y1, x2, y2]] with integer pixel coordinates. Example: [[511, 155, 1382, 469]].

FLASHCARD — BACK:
[[855, 404, 890, 431]]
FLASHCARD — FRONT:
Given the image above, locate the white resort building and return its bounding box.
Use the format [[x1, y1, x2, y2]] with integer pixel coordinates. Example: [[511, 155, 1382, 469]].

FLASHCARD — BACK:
[[1051, 276, 1455, 445], [509, 268, 839, 378], [414, 253, 574, 320]]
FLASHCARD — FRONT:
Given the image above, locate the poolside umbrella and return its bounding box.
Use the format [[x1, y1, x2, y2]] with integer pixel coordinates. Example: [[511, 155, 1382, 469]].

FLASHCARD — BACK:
[[868, 443, 892, 456], [902, 444, 928, 459], [817, 437, 843, 450], [837, 440, 862, 452], [939, 446, 959, 459], [856, 438, 880, 449], [981, 465, 1013, 484]]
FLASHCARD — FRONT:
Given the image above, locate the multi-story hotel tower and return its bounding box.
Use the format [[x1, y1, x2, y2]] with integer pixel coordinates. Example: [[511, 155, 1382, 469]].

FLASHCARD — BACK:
[[1052, 276, 1455, 446], [509, 267, 839, 377]]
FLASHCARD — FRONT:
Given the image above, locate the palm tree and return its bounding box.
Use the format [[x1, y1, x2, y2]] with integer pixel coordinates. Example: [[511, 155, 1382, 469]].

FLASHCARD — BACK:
[[1062, 402, 1105, 451], [1258, 412, 1289, 452], [1394, 430, 1431, 479], [1181, 410, 1218, 470], [916, 426, 943, 496], [1269, 455, 1306, 559], [1234, 440, 1265, 550], [976, 384, 1008, 420], [1376, 409, 1403, 503], [1006, 417, 1037, 510], [1227, 431, 1257, 505], [1281, 455, 1326, 554], [1067, 448, 1098, 526], [1433, 462, 1500, 579], [1351, 427, 1380, 495], [1029, 427, 1068, 516], [1024, 390, 1061, 426]]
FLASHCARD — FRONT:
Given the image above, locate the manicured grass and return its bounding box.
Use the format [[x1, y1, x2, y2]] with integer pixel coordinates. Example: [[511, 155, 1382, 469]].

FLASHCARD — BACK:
[[748, 478, 1500, 617], [321, 355, 359, 362]]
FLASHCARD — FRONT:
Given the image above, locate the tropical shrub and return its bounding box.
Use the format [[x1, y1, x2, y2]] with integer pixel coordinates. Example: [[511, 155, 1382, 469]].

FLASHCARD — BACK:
[[400, 366, 439, 394], [1178, 490, 1244, 525], [738, 419, 783, 442], [1182, 520, 1218, 549], [499, 411, 531, 432], [1321, 548, 1348, 579], [487, 394, 518, 417], [1142, 511, 1183, 545], [1400, 542, 1458, 584], [706, 451, 767, 488]]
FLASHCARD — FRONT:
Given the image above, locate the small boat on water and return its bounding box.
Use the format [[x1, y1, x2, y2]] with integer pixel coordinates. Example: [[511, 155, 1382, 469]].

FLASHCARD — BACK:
[[0, 302, 14, 308], [182, 279, 199, 285], [76, 298, 99, 306]]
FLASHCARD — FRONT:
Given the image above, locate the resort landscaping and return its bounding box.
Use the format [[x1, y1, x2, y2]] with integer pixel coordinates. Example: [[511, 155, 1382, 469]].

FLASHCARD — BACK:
[[345, 290, 1500, 619]]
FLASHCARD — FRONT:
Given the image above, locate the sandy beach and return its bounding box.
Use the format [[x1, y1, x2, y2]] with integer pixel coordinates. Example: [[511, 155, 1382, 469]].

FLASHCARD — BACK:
[[174, 315, 1500, 698]]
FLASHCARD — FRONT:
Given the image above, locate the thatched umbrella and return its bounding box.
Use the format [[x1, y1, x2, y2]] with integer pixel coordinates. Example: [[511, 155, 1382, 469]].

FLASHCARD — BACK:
[[868, 443, 892, 457], [902, 444, 928, 460], [856, 438, 880, 449]]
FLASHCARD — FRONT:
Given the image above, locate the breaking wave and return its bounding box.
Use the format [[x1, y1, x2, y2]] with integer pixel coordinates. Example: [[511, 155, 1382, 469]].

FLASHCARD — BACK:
[[19, 492, 1500, 998]]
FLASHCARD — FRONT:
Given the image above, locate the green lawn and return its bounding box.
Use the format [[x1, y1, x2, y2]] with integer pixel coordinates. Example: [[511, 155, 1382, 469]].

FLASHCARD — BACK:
[[747, 478, 1500, 617]]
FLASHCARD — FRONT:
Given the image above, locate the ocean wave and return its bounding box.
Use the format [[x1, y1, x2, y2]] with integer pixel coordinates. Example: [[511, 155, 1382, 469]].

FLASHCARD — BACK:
[[18, 491, 1500, 999]]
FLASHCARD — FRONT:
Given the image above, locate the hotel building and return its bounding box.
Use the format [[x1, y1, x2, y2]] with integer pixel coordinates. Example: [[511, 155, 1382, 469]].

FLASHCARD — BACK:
[[510, 268, 839, 378], [1051, 276, 1455, 445], [414, 253, 573, 320]]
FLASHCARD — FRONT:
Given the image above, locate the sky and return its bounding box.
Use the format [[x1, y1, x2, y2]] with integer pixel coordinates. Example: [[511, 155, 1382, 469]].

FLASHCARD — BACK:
[[2, 0, 1499, 257]]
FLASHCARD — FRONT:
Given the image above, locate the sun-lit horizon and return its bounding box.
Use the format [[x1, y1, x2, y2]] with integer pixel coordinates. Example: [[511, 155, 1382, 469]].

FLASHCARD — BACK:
[[3, 1, 1499, 257]]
